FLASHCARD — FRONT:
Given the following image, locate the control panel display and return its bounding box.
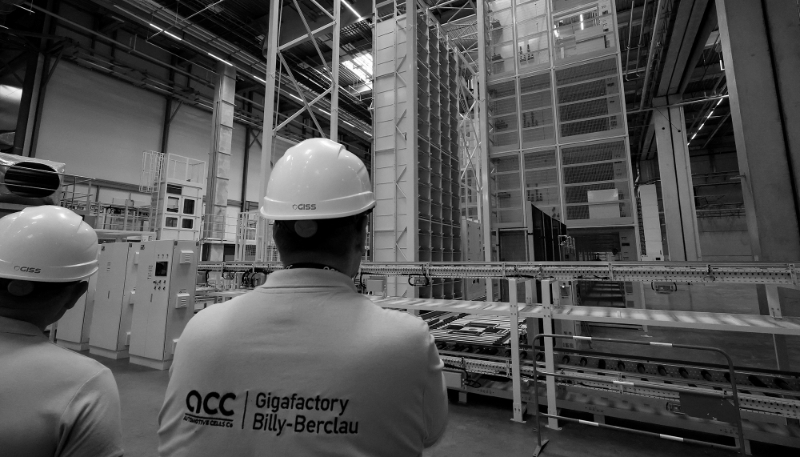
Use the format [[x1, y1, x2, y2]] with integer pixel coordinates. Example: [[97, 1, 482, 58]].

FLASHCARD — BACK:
[[155, 261, 169, 277]]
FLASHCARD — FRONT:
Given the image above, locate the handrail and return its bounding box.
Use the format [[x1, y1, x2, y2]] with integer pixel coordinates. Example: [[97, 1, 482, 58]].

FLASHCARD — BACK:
[[529, 334, 746, 456]]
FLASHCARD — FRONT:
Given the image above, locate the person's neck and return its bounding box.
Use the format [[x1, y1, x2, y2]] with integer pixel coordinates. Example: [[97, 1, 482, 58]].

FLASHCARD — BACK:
[[281, 252, 358, 277], [0, 310, 48, 332]]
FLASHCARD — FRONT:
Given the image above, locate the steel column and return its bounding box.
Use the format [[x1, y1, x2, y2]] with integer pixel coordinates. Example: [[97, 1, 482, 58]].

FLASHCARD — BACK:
[[475, 0, 494, 301], [257, 0, 281, 262], [715, 0, 800, 261], [203, 61, 236, 260], [330, 0, 341, 140], [507, 278, 526, 423], [540, 279, 560, 430], [653, 106, 701, 261]]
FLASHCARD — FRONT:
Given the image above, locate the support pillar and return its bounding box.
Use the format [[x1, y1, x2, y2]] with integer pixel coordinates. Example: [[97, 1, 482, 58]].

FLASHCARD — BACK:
[[716, 0, 800, 371], [639, 184, 664, 261], [476, 0, 494, 301], [715, 0, 800, 262], [653, 106, 701, 261], [329, 0, 341, 140], [203, 62, 236, 261]]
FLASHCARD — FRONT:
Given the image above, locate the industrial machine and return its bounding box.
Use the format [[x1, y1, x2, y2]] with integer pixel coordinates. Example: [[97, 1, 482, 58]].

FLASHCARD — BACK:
[[128, 240, 198, 370], [88, 242, 142, 359], [53, 265, 99, 352]]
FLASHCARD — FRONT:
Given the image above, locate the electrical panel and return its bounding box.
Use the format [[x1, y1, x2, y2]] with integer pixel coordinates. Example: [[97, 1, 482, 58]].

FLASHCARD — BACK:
[[129, 240, 198, 370], [88, 242, 141, 359], [55, 268, 99, 352]]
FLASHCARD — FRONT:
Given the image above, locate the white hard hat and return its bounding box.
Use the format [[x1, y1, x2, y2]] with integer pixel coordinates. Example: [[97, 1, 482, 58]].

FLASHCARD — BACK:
[[261, 138, 375, 220], [0, 206, 99, 282]]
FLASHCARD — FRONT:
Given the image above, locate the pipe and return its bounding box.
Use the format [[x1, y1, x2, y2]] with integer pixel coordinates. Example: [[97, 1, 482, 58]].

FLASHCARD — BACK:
[[624, 0, 636, 81], [638, 0, 667, 111], [633, 0, 650, 77], [627, 94, 728, 114]]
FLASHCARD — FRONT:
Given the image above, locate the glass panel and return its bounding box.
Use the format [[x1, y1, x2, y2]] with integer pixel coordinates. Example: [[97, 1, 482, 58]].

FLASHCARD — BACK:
[[181, 218, 194, 229], [165, 217, 178, 228], [182, 198, 195, 215], [166, 196, 179, 213]]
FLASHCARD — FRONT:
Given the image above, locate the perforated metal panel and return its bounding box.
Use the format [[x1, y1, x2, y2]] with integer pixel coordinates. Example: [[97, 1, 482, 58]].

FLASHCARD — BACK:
[[555, 58, 617, 85], [561, 140, 626, 165], [524, 149, 557, 168], [563, 162, 614, 184]]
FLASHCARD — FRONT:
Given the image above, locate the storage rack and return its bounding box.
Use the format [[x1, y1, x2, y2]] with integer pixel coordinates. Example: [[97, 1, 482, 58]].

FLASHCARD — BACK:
[[373, 2, 462, 299]]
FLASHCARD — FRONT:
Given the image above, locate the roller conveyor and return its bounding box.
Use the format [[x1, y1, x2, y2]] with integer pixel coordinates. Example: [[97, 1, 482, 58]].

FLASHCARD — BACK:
[[198, 260, 800, 285]]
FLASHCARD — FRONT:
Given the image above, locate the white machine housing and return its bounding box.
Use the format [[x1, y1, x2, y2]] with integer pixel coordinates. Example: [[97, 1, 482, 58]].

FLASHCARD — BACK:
[[55, 269, 98, 351], [129, 240, 198, 370], [88, 242, 141, 359]]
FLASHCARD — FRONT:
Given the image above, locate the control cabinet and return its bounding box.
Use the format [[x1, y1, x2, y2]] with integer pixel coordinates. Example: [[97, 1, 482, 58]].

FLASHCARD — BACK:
[[89, 242, 141, 359], [129, 240, 198, 370], [55, 271, 98, 351]]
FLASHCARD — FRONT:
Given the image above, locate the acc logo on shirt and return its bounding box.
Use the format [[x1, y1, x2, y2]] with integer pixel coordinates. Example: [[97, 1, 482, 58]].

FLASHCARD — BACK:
[[13, 266, 41, 273], [292, 204, 316, 210], [186, 390, 237, 416]]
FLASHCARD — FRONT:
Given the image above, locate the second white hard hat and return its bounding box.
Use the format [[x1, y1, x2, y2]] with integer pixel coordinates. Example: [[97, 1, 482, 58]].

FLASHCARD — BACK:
[[0, 206, 99, 282], [261, 138, 375, 220]]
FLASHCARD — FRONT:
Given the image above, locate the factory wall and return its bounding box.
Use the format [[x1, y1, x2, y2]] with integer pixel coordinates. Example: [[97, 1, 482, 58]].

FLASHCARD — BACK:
[[36, 60, 261, 206]]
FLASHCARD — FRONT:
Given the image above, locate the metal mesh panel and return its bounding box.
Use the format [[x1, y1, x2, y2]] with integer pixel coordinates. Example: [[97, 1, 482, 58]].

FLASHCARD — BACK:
[[488, 8, 514, 28], [520, 91, 551, 111], [525, 168, 558, 187], [491, 97, 518, 115], [496, 190, 523, 208], [527, 187, 560, 205], [493, 113, 519, 131], [520, 73, 550, 93], [567, 205, 590, 219], [555, 58, 617, 86], [561, 140, 626, 165], [560, 114, 621, 137], [496, 172, 521, 190], [491, 131, 519, 148], [498, 209, 524, 223], [489, 79, 517, 98], [557, 78, 619, 103], [563, 162, 614, 184], [565, 182, 621, 203], [559, 96, 621, 122], [521, 108, 552, 128], [492, 155, 520, 172], [522, 126, 554, 143], [524, 149, 556, 168]]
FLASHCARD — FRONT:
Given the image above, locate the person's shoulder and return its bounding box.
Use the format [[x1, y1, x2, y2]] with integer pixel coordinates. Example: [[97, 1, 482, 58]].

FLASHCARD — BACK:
[[363, 299, 431, 336], [46, 342, 112, 382]]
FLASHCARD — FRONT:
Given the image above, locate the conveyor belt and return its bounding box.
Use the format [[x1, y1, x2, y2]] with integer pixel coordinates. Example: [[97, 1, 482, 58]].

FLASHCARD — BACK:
[[197, 260, 800, 285]]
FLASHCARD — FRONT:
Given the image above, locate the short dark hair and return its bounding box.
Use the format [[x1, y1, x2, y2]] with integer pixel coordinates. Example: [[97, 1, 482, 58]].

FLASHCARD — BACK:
[[274, 213, 369, 257]]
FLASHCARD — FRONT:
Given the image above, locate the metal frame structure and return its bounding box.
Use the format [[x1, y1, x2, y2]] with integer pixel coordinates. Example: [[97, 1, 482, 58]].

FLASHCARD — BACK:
[[530, 333, 747, 456], [258, 0, 343, 260]]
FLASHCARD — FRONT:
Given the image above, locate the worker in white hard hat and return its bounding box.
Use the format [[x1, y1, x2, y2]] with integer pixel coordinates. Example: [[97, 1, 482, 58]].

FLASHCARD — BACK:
[[0, 206, 123, 457], [159, 138, 448, 456]]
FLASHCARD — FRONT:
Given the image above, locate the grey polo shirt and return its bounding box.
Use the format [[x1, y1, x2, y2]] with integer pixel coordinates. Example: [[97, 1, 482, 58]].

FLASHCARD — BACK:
[[159, 268, 448, 456], [0, 316, 123, 457]]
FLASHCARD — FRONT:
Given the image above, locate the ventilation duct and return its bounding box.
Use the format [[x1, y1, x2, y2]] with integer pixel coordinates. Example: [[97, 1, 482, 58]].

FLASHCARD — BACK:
[[0, 153, 65, 209]]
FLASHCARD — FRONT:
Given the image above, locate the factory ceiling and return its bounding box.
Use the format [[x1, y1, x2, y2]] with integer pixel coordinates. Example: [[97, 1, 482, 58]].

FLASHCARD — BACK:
[[1, 0, 732, 169]]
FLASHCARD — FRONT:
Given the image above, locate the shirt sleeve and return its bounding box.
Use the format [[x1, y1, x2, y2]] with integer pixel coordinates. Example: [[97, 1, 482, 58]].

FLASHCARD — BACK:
[[421, 332, 448, 447], [57, 368, 124, 457]]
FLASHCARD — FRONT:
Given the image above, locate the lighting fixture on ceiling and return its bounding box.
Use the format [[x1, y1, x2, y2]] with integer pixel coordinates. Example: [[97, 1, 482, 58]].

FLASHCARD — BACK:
[[342, 0, 364, 22], [207, 52, 233, 66], [343, 53, 373, 91], [148, 22, 182, 41]]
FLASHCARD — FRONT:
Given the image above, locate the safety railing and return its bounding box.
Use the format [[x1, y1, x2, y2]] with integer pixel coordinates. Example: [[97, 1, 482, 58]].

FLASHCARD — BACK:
[[529, 333, 746, 456]]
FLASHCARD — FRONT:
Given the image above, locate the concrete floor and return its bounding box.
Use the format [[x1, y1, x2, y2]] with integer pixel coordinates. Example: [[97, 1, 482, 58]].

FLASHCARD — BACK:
[[90, 352, 793, 457]]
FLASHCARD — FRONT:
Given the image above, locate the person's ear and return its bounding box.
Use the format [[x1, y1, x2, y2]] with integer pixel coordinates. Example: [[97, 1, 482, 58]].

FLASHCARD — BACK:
[[62, 281, 89, 310], [355, 215, 369, 254]]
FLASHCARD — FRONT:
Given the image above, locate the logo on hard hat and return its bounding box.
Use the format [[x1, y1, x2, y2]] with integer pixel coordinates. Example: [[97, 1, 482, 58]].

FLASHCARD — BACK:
[[292, 204, 317, 211], [14, 266, 41, 274]]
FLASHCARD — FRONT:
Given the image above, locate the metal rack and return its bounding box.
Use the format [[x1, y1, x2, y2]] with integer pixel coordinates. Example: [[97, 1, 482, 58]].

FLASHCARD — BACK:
[[372, 0, 462, 299]]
